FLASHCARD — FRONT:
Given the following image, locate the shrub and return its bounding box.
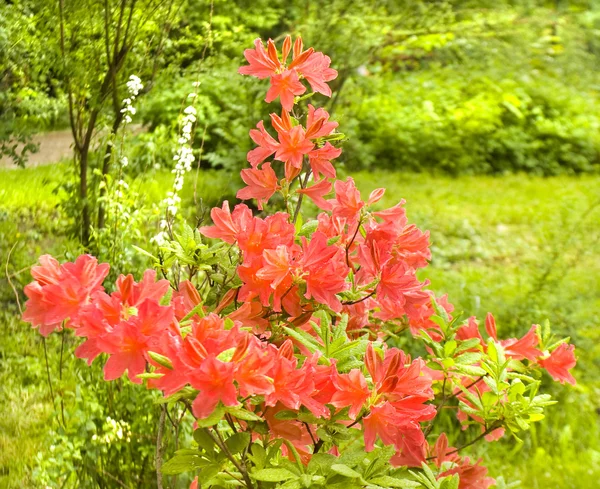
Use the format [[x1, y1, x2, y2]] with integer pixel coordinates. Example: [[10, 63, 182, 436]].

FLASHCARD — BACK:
[[21, 35, 577, 489]]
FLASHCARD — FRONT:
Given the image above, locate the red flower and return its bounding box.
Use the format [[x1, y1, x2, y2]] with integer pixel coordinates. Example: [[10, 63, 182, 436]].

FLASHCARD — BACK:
[[199, 201, 253, 244], [300, 232, 349, 312], [500, 325, 542, 361], [237, 163, 281, 210], [247, 121, 279, 167], [330, 177, 365, 223], [190, 355, 239, 419], [23, 254, 109, 336], [309, 143, 340, 180], [266, 69, 306, 111], [294, 51, 338, 96], [265, 343, 315, 411], [275, 125, 314, 170], [331, 369, 370, 419], [363, 403, 427, 467], [233, 343, 274, 398], [456, 316, 484, 346], [256, 245, 296, 289], [439, 457, 495, 489], [114, 269, 170, 308], [238, 38, 282, 79], [485, 312, 497, 339], [377, 262, 426, 304], [306, 104, 338, 138], [538, 343, 576, 385], [239, 36, 337, 109], [97, 299, 175, 383], [296, 178, 333, 210]]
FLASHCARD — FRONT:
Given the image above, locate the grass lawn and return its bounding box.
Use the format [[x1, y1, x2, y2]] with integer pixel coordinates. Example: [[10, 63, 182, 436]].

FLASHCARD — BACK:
[[1, 165, 599, 488]]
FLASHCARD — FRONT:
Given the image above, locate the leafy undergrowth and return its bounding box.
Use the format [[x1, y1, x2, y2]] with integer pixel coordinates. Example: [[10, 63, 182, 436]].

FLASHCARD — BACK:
[[1, 166, 599, 488]]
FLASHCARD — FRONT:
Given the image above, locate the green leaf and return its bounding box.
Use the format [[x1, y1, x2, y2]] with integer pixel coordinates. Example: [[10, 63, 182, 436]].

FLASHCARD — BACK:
[[327, 235, 341, 246], [487, 339, 499, 363], [282, 326, 321, 353], [454, 352, 482, 365], [369, 476, 420, 488], [454, 364, 487, 376], [331, 464, 361, 478], [196, 404, 225, 428], [252, 468, 297, 482], [132, 245, 158, 261], [444, 340, 457, 357], [161, 451, 204, 475], [248, 443, 267, 469], [298, 220, 319, 237], [439, 474, 460, 489], [136, 372, 164, 380], [274, 410, 299, 420], [193, 429, 215, 452], [226, 432, 251, 455], [308, 453, 336, 474], [295, 212, 304, 234], [216, 347, 236, 362], [181, 301, 206, 321], [226, 406, 263, 422], [455, 338, 482, 353]]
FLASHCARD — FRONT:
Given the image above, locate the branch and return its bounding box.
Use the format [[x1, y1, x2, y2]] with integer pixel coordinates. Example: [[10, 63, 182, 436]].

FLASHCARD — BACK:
[[5, 241, 22, 315], [292, 169, 312, 224], [342, 289, 375, 306], [155, 405, 166, 489], [426, 421, 503, 461], [58, 0, 81, 152], [204, 428, 254, 489]]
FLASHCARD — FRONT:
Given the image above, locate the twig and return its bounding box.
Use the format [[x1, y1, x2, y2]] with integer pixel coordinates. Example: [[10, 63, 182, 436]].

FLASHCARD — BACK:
[[425, 422, 502, 460], [446, 376, 484, 402], [99, 468, 130, 489], [193, 122, 209, 207], [192, 0, 213, 208], [345, 219, 362, 269], [424, 375, 447, 437], [59, 330, 67, 427], [5, 241, 22, 314], [347, 414, 364, 429], [342, 290, 375, 306], [303, 422, 317, 446], [42, 337, 56, 411], [205, 428, 254, 488], [155, 405, 166, 489], [292, 169, 312, 224]]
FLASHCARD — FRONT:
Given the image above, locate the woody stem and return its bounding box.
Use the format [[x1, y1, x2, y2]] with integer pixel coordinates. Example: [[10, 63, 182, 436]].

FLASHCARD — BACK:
[[292, 168, 312, 224], [206, 428, 254, 489]]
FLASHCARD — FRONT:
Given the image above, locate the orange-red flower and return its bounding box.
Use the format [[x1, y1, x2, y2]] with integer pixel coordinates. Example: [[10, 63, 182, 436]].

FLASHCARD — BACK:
[[237, 163, 281, 210], [539, 343, 577, 385], [239, 36, 337, 110]]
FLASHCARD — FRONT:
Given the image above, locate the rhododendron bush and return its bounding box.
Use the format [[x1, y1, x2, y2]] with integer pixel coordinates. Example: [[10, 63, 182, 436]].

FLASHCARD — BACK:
[[23, 37, 577, 489]]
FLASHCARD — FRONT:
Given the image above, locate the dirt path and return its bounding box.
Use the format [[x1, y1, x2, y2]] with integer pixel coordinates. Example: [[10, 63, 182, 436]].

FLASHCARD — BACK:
[[0, 130, 75, 169], [0, 126, 143, 169]]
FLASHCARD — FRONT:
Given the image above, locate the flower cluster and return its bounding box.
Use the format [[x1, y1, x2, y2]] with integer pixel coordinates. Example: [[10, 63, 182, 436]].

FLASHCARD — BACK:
[[121, 74, 144, 124], [23, 36, 578, 489], [154, 104, 197, 245], [239, 36, 337, 110]]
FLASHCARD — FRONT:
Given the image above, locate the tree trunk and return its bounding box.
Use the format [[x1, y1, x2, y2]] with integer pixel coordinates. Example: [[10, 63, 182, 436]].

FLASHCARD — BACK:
[[79, 147, 91, 247], [97, 112, 124, 230]]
